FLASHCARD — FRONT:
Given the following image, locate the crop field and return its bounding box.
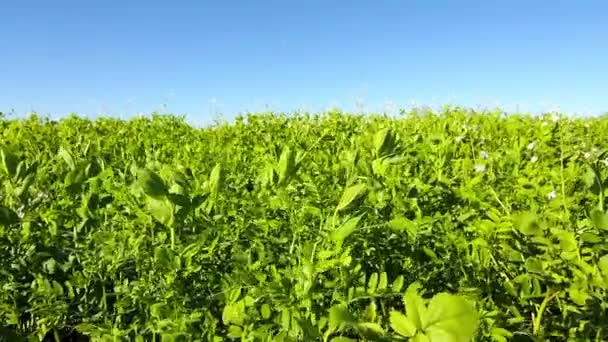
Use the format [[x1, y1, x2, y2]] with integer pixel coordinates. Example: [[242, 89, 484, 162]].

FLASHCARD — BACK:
[[1, 109, 608, 341]]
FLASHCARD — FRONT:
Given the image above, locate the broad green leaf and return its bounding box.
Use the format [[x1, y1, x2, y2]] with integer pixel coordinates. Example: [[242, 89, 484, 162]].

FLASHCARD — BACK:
[[525, 258, 545, 274], [331, 215, 363, 243], [336, 183, 367, 211], [261, 304, 271, 319], [412, 335, 431, 342], [515, 212, 544, 236], [223, 301, 246, 326], [583, 168, 602, 196], [404, 282, 426, 330], [227, 325, 243, 338], [329, 305, 356, 330], [137, 169, 167, 198], [147, 198, 174, 227], [277, 146, 296, 185], [390, 310, 417, 337], [167, 193, 190, 207], [374, 128, 396, 158], [423, 293, 478, 342], [57, 146, 76, 170], [568, 283, 590, 306], [388, 216, 418, 236], [208, 163, 223, 195], [0, 147, 18, 177], [590, 209, 608, 230]]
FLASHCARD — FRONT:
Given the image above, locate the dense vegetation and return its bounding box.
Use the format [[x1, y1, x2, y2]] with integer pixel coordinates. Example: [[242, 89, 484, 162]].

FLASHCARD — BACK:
[[1, 109, 608, 341]]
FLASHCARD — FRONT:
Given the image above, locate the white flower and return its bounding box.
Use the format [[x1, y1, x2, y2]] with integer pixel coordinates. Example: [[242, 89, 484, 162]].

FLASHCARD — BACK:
[[455, 136, 464, 143], [584, 122, 591, 128], [583, 152, 591, 159], [530, 156, 538, 163], [480, 150, 489, 160], [542, 121, 549, 127], [601, 159, 608, 167], [551, 114, 560, 123], [474, 164, 486, 173], [527, 142, 536, 150], [547, 190, 557, 201]]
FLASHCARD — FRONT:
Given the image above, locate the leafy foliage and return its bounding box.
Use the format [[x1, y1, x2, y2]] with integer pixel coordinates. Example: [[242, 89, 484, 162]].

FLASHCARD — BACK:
[[1, 109, 608, 341]]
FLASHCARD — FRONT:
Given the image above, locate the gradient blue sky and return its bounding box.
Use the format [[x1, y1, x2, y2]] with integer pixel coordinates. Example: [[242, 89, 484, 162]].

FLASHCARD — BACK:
[[1, 1, 607, 123]]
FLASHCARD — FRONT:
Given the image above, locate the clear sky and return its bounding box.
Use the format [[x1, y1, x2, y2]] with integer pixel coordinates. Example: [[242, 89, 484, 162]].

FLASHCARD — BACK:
[[1, 1, 607, 123]]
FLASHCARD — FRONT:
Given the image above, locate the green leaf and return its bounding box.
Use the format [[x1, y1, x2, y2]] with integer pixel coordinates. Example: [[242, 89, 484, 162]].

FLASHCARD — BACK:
[[374, 128, 396, 158], [363, 301, 377, 322], [261, 304, 271, 319], [137, 169, 167, 198], [404, 282, 426, 330], [227, 325, 243, 338], [583, 168, 602, 196], [378, 272, 388, 291], [167, 193, 190, 207], [329, 305, 356, 331], [590, 209, 608, 230], [147, 198, 174, 227], [356, 322, 384, 337], [223, 301, 246, 326], [388, 216, 417, 235], [336, 183, 367, 211], [208, 163, 223, 196], [490, 327, 512, 342], [390, 310, 417, 337], [331, 215, 362, 244], [277, 146, 297, 185], [14, 173, 35, 198], [515, 212, 544, 236], [392, 275, 405, 292], [367, 273, 378, 294], [598, 254, 608, 282], [0, 147, 18, 177], [57, 146, 76, 170], [525, 258, 545, 274], [423, 293, 478, 342], [331, 338, 357, 342]]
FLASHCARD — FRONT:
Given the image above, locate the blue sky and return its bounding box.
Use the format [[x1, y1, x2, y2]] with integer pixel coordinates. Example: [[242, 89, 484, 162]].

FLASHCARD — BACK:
[[1, 1, 607, 123]]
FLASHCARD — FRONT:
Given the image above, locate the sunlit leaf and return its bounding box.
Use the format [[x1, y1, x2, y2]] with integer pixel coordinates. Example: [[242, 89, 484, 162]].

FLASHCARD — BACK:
[[137, 169, 167, 198], [390, 311, 417, 337], [336, 183, 367, 211]]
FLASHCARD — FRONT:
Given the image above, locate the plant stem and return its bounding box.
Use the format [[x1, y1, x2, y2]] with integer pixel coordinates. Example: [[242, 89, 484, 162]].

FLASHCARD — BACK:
[[533, 290, 560, 336]]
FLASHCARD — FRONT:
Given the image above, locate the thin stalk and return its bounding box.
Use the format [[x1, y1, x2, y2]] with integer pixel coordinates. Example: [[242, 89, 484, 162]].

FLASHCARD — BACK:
[[53, 329, 61, 342], [559, 128, 571, 222], [533, 290, 560, 336], [170, 226, 175, 250]]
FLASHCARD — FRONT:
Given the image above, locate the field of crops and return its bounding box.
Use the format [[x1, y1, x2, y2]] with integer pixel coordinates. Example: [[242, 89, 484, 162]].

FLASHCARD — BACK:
[[1, 109, 608, 341]]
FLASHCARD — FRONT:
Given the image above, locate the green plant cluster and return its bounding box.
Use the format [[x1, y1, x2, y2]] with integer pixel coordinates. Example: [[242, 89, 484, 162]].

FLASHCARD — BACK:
[[1, 109, 608, 341]]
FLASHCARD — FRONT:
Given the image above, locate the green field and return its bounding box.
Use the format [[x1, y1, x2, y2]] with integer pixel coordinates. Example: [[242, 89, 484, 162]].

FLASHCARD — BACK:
[[1, 109, 608, 341]]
